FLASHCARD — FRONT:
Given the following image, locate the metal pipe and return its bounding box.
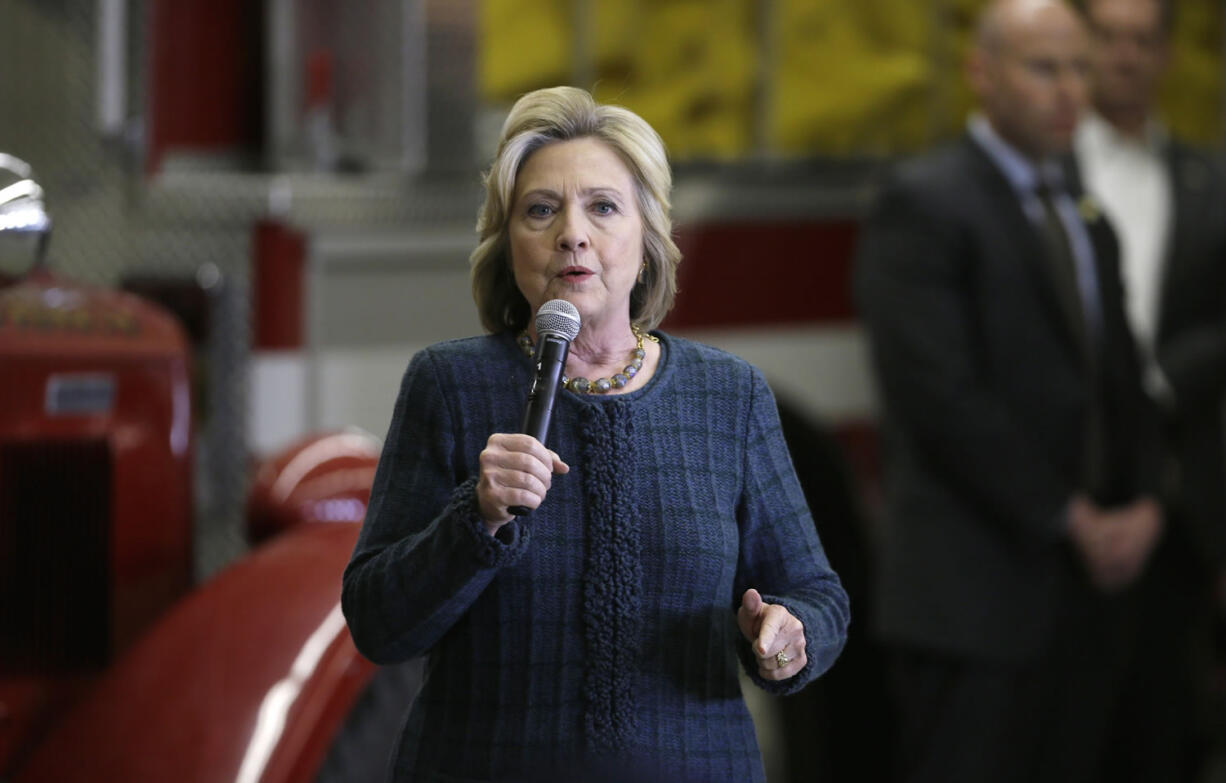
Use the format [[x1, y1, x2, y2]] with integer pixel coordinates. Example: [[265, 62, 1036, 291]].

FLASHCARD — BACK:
[[96, 0, 127, 136]]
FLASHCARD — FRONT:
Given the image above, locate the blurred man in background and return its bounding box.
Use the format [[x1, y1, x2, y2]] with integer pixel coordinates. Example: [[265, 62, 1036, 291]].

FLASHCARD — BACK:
[[1076, 0, 1226, 778], [854, 0, 1165, 780]]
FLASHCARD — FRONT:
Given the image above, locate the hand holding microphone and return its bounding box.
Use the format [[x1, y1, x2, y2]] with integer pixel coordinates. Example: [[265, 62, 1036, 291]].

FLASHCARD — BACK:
[[475, 434, 568, 534], [476, 300, 579, 531]]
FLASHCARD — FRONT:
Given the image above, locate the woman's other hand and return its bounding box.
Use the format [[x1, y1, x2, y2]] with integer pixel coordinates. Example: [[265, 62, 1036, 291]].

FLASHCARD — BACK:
[[737, 588, 807, 680], [476, 433, 569, 534]]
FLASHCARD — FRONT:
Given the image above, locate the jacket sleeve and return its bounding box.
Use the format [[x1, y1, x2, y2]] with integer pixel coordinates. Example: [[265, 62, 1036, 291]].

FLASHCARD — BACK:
[[341, 349, 529, 665], [1160, 326, 1226, 415], [1158, 147, 1226, 414], [853, 175, 1074, 548], [733, 367, 850, 695], [1157, 182, 1226, 417]]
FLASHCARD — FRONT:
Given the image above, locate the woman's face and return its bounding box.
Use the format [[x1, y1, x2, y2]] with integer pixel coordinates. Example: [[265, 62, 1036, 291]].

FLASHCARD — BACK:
[[508, 137, 644, 332]]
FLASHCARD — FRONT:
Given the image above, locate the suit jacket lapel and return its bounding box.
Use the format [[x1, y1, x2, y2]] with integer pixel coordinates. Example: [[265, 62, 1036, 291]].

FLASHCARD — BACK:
[[962, 137, 1090, 361], [1082, 198, 1118, 353], [1158, 142, 1208, 339]]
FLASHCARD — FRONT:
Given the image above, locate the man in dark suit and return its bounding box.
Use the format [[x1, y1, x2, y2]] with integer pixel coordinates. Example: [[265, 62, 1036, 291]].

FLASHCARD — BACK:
[[1075, 0, 1226, 778], [853, 1, 1164, 781]]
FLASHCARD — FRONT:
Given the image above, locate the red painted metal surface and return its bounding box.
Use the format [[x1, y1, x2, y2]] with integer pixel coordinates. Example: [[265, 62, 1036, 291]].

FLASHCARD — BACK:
[[146, 0, 263, 174], [0, 269, 189, 358], [14, 521, 376, 783], [0, 271, 193, 776], [252, 219, 308, 351], [0, 272, 193, 638], [665, 219, 860, 329], [247, 430, 381, 544]]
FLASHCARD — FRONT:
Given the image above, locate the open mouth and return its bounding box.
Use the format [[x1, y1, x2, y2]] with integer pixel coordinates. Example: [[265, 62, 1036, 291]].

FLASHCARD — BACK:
[[559, 266, 592, 280]]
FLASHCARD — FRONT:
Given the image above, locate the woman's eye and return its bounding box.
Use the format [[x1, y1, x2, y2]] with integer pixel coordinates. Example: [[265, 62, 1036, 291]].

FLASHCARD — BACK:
[[527, 204, 555, 218], [592, 201, 616, 216]]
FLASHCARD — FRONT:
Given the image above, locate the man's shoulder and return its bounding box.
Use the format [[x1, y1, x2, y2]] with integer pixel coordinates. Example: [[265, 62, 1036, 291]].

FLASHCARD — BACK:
[[868, 137, 993, 224], [1166, 136, 1219, 165], [1166, 138, 1226, 190], [891, 137, 985, 195]]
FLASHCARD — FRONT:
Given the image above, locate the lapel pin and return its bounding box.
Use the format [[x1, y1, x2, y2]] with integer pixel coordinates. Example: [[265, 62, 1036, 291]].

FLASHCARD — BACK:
[[1077, 195, 1100, 222]]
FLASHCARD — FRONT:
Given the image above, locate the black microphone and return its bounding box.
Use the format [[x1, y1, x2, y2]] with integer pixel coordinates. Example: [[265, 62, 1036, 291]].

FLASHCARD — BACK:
[[508, 299, 580, 516]]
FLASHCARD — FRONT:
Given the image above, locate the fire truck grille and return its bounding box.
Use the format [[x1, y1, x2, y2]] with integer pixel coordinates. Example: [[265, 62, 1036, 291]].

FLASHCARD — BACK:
[[0, 439, 111, 672]]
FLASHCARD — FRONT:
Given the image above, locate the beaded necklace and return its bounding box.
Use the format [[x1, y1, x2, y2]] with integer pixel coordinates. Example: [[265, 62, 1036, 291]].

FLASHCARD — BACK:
[[517, 326, 656, 394]]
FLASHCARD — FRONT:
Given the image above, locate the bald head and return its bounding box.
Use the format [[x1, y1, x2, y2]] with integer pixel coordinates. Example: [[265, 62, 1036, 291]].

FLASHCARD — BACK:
[[969, 0, 1091, 160], [976, 0, 1079, 56]]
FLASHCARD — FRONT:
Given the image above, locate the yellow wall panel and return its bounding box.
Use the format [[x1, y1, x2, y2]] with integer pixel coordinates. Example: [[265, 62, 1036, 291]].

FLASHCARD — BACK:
[[480, 0, 1223, 159], [596, 0, 756, 159], [1159, 0, 1223, 144], [480, 0, 570, 101], [591, 1, 641, 79], [771, 0, 937, 154]]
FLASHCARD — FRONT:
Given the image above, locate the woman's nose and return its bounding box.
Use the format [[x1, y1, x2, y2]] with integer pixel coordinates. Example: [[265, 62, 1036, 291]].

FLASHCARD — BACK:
[[555, 212, 589, 252]]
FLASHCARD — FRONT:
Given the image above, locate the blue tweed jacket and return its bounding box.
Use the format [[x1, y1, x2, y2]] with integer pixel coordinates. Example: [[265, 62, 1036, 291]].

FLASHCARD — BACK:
[[342, 331, 849, 782]]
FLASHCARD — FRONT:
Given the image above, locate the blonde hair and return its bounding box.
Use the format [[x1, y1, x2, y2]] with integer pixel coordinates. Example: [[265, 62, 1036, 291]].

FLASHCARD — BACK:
[[470, 86, 681, 334]]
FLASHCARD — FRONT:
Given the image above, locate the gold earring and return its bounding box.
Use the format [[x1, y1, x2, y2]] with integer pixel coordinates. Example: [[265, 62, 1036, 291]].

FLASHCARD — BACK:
[[638, 261, 647, 283]]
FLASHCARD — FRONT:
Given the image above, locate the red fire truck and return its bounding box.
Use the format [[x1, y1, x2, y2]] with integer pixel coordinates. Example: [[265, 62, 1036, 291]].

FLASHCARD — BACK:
[[0, 156, 414, 783]]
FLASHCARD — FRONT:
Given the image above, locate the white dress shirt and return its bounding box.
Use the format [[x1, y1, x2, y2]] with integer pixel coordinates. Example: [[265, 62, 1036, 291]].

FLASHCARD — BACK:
[[1075, 112, 1174, 402], [1075, 112, 1173, 350]]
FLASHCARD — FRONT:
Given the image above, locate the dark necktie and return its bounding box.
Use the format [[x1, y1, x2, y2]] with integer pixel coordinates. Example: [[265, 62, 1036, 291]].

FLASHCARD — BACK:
[[1035, 182, 1113, 499], [1034, 182, 1100, 352]]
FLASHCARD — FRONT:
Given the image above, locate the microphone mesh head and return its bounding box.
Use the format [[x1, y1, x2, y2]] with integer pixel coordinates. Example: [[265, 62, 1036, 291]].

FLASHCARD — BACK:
[[535, 299, 581, 342]]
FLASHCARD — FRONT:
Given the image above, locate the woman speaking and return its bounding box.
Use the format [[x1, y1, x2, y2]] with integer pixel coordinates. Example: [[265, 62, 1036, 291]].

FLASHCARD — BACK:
[[341, 86, 849, 782]]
